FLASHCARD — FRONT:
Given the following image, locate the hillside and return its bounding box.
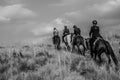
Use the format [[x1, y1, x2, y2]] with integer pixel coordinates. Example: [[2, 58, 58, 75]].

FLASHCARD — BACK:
[[0, 41, 120, 80]]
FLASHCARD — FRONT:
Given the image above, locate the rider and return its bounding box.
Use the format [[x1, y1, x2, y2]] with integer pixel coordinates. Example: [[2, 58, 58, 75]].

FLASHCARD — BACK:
[[53, 28, 59, 43], [73, 25, 81, 36], [53, 27, 59, 37], [89, 20, 103, 57], [73, 25, 85, 49], [62, 26, 70, 42]]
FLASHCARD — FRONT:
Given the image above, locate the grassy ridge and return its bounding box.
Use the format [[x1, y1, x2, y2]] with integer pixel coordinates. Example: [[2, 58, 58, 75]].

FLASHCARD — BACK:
[[0, 42, 120, 80]]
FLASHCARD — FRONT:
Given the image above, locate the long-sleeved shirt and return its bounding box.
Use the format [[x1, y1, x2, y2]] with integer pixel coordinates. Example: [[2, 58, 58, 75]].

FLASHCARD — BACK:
[[63, 28, 70, 35], [89, 26, 100, 38], [53, 29, 59, 36], [74, 27, 81, 35]]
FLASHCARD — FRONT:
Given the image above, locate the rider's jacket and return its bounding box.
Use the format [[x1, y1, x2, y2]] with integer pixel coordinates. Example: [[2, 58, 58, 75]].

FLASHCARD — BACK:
[[74, 27, 81, 36], [89, 26, 101, 38], [63, 28, 70, 35], [53, 29, 59, 36]]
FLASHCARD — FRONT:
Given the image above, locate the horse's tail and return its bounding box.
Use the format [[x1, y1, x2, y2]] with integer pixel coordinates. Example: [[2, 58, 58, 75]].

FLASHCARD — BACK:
[[105, 40, 118, 66]]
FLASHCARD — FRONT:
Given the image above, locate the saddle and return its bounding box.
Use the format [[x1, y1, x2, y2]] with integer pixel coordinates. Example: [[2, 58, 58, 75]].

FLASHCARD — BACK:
[[75, 35, 83, 41], [73, 35, 84, 45], [93, 37, 103, 49]]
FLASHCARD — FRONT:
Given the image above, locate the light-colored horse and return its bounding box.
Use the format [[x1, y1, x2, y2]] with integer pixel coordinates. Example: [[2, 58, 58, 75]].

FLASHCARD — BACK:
[[63, 33, 74, 51]]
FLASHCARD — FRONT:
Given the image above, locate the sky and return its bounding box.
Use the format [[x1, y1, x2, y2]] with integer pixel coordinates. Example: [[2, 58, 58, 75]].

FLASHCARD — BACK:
[[0, 0, 120, 43]]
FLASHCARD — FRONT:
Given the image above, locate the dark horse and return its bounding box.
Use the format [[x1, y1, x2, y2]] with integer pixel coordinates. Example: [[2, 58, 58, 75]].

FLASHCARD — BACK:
[[89, 37, 118, 68], [52, 35, 61, 50], [72, 35, 86, 55]]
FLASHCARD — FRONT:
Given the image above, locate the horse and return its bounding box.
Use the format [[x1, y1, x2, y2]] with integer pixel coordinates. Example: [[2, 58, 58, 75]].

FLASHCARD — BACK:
[[88, 37, 119, 69], [52, 35, 61, 50], [72, 35, 86, 55], [63, 33, 74, 51]]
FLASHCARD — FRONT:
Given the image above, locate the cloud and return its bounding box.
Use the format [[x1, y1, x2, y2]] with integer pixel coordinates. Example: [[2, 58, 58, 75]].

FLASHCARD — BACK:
[[54, 0, 79, 6], [4, 0, 23, 4], [64, 0, 120, 23], [32, 23, 53, 36], [31, 18, 73, 36], [94, 0, 120, 13], [52, 0, 120, 37], [52, 0, 107, 7], [0, 4, 36, 22], [0, 16, 10, 21], [95, 0, 120, 20]]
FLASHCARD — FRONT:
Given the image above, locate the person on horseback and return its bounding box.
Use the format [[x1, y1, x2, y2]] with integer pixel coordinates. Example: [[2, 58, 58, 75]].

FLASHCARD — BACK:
[[73, 25, 82, 41], [53, 28, 59, 43], [73, 25, 81, 36], [89, 20, 103, 57], [53, 28, 61, 49], [62, 26, 70, 42], [53, 27, 59, 37], [72, 25, 86, 55]]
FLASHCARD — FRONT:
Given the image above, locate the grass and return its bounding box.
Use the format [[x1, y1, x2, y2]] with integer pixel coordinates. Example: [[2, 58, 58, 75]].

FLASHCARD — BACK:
[[0, 38, 120, 80]]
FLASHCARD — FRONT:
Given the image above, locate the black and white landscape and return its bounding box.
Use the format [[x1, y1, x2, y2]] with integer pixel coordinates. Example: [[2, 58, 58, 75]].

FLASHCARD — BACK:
[[0, 0, 120, 80]]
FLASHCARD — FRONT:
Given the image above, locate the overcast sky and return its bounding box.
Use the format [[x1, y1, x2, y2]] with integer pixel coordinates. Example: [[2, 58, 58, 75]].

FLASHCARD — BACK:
[[0, 0, 120, 43]]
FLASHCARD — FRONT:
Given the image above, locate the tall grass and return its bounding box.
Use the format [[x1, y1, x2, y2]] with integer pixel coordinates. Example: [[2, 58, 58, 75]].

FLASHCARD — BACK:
[[0, 43, 119, 80]]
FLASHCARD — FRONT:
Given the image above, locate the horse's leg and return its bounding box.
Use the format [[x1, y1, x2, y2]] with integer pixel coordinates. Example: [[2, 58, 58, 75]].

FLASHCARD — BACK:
[[57, 38, 61, 50], [106, 54, 111, 65], [57, 44, 60, 50], [77, 45, 80, 54], [90, 38, 95, 58], [65, 43, 70, 51], [77, 45, 82, 55], [105, 54, 111, 72], [94, 52, 97, 61], [79, 45, 84, 56], [55, 45, 57, 49], [82, 44, 86, 56], [90, 44, 94, 58], [91, 51, 94, 58], [97, 50, 102, 63], [98, 49, 104, 64], [72, 45, 75, 53], [67, 45, 70, 51]]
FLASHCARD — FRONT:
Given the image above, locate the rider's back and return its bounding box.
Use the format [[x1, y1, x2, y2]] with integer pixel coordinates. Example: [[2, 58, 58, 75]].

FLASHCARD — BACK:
[[74, 27, 81, 35], [90, 26, 100, 38], [53, 29, 59, 36], [63, 28, 70, 35]]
